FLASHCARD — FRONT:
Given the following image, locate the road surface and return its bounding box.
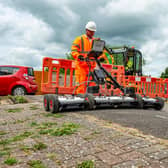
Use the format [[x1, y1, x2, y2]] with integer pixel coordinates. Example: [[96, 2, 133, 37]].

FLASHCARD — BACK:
[[80, 103, 168, 139]]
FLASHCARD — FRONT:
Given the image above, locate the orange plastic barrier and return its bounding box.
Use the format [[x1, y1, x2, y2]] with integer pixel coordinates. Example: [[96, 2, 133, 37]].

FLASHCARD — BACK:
[[41, 57, 125, 95], [41, 57, 168, 98], [164, 79, 168, 98], [123, 76, 167, 98], [41, 57, 76, 94], [101, 64, 125, 96]]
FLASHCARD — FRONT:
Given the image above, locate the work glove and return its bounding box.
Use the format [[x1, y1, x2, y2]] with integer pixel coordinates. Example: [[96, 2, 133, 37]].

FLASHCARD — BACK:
[[99, 57, 105, 62], [78, 55, 85, 61], [87, 51, 95, 58]]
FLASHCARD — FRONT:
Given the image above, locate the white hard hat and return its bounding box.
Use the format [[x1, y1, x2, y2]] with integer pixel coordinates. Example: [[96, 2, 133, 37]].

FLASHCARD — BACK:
[[85, 21, 96, 31]]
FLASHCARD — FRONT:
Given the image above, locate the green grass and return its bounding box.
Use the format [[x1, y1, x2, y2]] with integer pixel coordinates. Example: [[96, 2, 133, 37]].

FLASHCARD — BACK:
[[4, 157, 18, 165], [6, 108, 23, 113], [11, 131, 33, 142], [0, 150, 10, 157], [30, 121, 57, 129], [12, 119, 25, 124], [15, 95, 28, 103], [51, 123, 80, 136], [30, 121, 39, 127], [77, 160, 95, 168], [27, 160, 46, 168], [0, 139, 10, 145], [0, 131, 7, 135], [38, 129, 53, 135], [8, 95, 28, 104], [32, 142, 47, 151], [20, 145, 32, 153], [43, 113, 65, 118], [37, 122, 57, 129], [0, 131, 33, 146], [29, 105, 39, 110], [20, 142, 47, 152], [39, 122, 80, 136]]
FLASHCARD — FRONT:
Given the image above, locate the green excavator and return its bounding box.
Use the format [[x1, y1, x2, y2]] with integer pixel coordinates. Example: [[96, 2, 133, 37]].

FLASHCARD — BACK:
[[68, 45, 143, 76], [104, 45, 143, 76]]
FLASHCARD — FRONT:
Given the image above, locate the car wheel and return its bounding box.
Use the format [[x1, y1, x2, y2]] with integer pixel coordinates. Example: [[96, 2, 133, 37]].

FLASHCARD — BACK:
[[12, 86, 26, 96]]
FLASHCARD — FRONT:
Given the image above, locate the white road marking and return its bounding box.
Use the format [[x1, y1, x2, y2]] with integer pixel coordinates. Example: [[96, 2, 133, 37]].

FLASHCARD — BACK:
[[155, 115, 168, 120]]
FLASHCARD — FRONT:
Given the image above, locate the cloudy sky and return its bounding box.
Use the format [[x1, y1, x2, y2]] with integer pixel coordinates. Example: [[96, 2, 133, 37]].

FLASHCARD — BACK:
[[0, 0, 168, 77]]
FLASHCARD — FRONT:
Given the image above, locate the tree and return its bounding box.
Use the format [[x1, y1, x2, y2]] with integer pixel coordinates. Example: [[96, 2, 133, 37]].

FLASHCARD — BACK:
[[65, 52, 74, 60], [160, 67, 168, 78]]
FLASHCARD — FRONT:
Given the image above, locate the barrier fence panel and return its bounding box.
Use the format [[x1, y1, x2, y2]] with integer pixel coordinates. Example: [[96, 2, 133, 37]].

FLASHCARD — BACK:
[[164, 79, 168, 98], [100, 64, 125, 96], [123, 76, 167, 98], [40, 57, 168, 98], [41, 57, 76, 94]]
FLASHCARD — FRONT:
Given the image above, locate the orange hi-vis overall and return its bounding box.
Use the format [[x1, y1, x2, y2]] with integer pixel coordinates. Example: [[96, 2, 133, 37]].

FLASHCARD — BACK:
[[71, 34, 96, 94]]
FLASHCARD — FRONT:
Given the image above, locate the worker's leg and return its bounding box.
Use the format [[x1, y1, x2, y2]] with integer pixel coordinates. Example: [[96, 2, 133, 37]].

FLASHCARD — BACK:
[[75, 71, 88, 94]]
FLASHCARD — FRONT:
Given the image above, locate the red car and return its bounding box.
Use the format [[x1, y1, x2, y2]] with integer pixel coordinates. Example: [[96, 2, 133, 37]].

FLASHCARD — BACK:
[[0, 65, 38, 96]]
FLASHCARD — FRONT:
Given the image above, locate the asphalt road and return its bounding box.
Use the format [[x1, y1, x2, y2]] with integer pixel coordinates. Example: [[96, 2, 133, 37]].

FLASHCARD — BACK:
[[80, 103, 168, 139]]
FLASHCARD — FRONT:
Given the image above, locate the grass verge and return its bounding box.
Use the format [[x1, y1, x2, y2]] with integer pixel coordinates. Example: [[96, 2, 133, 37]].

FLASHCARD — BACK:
[[4, 157, 18, 165], [39, 122, 80, 136], [77, 160, 95, 168], [27, 160, 46, 168]]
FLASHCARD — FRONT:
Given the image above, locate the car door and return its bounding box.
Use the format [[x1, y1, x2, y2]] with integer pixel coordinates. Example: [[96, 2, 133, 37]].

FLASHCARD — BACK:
[[0, 67, 19, 95]]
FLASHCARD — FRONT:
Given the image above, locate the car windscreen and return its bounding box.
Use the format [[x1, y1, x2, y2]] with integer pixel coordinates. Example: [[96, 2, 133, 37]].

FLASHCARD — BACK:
[[0, 67, 20, 76], [27, 68, 34, 76]]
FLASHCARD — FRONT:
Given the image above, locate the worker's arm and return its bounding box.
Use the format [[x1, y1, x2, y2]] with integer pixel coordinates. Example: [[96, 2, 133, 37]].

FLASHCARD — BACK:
[[71, 37, 81, 60]]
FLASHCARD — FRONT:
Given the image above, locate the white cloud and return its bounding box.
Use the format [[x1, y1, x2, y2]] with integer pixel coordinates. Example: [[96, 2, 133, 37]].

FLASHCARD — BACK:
[[98, 0, 165, 19], [0, 0, 168, 77], [0, 2, 65, 69], [43, 43, 67, 57], [9, 47, 41, 65], [141, 39, 168, 77], [0, 3, 54, 46]]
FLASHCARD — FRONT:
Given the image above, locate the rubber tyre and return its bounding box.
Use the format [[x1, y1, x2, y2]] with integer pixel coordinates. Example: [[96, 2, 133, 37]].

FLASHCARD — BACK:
[[154, 97, 164, 110], [43, 94, 50, 111], [12, 86, 26, 96], [49, 95, 59, 113], [84, 94, 95, 110], [136, 94, 143, 109]]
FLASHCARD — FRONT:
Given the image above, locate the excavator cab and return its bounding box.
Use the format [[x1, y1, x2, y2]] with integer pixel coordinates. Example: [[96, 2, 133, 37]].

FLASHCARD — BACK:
[[109, 46, 142, 76]]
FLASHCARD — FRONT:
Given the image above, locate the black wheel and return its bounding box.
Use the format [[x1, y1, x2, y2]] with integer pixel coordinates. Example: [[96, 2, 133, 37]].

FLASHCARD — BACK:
[[43, 94, 50, 111], [154, 97, 164, 110], [12, 86, 26, 96], [49, 95, 59, 113], [136, 94, 143, 109], [84, 94, 95, 110]]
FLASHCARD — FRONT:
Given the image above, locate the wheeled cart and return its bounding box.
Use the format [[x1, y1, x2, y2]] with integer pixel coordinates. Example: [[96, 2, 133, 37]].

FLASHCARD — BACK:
[[43, 40, 165, 113], [44, 93, 164, 113]]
